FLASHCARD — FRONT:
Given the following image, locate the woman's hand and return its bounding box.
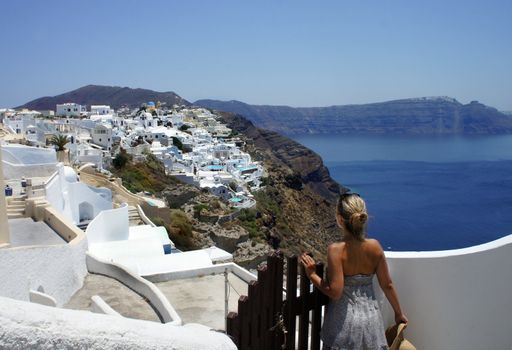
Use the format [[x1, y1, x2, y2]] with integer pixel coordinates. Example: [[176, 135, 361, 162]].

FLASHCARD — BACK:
[[395, 312, 409, 325], [300, 253, 316, 278]]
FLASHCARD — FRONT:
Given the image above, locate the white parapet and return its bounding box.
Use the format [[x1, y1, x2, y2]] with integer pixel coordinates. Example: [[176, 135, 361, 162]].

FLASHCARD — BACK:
[[379, 234, 512, 350], [0, 296, 236, 349], [0, 235, 88, 306]]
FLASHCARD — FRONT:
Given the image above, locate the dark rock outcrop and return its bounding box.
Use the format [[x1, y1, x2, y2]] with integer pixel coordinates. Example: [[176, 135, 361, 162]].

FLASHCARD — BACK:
[[218, 111, 347, 259]]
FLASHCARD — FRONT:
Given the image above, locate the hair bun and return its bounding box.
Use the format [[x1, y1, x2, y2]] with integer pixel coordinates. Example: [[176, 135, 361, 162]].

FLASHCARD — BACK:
[[350, 212, 367, 225]]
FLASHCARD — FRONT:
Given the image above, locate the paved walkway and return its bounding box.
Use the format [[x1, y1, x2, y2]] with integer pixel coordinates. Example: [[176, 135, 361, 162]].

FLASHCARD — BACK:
[[8, 218, 66, 247], [156, 273, 249, 330], [65, 274, 160, 322], [79, 172, 142, 206]]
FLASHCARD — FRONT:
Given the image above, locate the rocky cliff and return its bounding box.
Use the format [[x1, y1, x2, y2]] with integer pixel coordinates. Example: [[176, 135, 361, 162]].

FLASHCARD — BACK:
[[217, 111, 347, 259], [195, 97, 512, 135]]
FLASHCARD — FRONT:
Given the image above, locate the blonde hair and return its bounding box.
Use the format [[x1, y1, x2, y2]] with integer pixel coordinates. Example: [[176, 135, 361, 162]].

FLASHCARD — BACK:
[[337, 193, 368, 240]]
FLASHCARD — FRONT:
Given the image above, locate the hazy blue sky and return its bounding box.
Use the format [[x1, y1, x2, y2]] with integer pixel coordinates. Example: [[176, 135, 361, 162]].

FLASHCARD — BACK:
[[1, 0, 511, 109]]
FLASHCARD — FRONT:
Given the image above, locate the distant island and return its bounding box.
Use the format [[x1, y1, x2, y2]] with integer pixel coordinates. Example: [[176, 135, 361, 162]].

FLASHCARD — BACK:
[[195, 97, 512, 135], [17, 85, 512, 135]]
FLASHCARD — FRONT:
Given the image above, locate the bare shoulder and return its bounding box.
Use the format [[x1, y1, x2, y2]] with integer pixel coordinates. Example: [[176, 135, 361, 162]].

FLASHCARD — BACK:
[[327, 242, 345, 254], [365, 239, 384, 255]]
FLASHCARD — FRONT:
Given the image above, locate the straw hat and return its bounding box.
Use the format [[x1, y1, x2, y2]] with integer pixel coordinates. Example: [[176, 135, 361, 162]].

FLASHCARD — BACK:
[[385, 323, 416, 350]]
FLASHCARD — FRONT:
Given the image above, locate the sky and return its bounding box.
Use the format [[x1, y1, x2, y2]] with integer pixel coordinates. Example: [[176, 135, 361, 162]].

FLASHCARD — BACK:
[[0, 0, 511, 110]]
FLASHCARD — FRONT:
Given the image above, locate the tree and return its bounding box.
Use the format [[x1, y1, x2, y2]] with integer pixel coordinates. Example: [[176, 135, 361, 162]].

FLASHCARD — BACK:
[[112, 148, 131, 169], [171, 137, 183, 151], [49, 134, 69, 151]]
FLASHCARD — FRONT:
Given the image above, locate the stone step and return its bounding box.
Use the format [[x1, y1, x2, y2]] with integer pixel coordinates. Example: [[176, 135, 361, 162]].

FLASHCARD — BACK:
[[8, 212, 25, 219], [7, 204, 25, 209], [7, 196, 26, 201]]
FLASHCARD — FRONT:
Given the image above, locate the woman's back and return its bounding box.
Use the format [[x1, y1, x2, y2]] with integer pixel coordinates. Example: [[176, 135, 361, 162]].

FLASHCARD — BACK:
[[322, 238, 389, 349], [301, 192, 407, 349], [339, 238, 383, 277]]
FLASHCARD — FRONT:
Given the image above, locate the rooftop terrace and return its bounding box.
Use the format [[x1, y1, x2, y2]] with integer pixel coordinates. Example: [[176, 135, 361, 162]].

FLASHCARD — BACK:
[[155, 273, 248, 330], [8, 218, 65, 247], [65, 274, 160, 322]]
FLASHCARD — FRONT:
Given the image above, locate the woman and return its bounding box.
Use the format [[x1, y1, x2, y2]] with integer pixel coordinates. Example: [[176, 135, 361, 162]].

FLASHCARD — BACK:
[[301, 192, 408, 350]]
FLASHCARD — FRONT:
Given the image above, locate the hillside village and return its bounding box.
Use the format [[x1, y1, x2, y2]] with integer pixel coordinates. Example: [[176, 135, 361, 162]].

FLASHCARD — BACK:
[[0, 101, 276, 348], [1, 102, 264, 208]]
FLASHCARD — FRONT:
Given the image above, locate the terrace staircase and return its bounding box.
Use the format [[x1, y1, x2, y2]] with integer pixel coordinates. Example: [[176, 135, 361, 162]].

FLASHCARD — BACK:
[[128, 205, 144, 226], [77, 220, 92, 232], [7, 196, 26, 219], [76, 206, 144, 231]]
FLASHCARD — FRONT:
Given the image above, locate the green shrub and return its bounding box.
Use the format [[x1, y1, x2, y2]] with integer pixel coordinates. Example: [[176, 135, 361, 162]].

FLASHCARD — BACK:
[[151, 216, 166, 228], [193, 204, 209, 217], [237, 208, 261, 239], [169, 209, 194, 249], [209, 199, 221, 210]]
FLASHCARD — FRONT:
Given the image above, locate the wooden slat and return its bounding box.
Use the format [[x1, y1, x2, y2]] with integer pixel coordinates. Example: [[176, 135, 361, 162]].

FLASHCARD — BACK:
[[285, 256, 298, 350], [258, 264, 270, 349], [248, 280, 260, 349], [273, 253, 285, 350], [238, 295, 250, 350], [311, 263, 324, 350], [227, 311, 240, 348], [298, 265, 310, 350], [266, 254, 278, 349]]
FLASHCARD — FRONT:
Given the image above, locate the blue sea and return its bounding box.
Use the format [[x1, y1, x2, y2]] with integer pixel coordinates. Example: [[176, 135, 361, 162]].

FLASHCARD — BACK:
[[291, 134, 512, 251]]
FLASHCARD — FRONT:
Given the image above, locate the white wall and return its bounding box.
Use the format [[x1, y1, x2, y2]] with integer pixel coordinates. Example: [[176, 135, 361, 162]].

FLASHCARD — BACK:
[[85, 204, 129, 244], [2, 161, 57, 180], [379, 235, 512, 350], [0, 296, 236, 350], [67, 182, 112, 223], [0, 236, 88, 306], [45, 165, 113, 224], [1, 145, 57, 179]]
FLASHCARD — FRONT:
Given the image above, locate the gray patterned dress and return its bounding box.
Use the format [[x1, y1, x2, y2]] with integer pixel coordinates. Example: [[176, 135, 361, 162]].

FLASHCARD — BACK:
[[321, 274, 388, 350]]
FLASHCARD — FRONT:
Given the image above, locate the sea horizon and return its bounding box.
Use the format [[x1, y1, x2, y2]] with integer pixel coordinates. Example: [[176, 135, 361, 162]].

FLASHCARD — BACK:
[[292, 134, 512, 251]]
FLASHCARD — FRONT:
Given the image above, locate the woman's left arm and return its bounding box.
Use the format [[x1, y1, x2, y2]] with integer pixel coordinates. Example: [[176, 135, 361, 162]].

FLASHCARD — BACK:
[[300, 245, 344, 300]]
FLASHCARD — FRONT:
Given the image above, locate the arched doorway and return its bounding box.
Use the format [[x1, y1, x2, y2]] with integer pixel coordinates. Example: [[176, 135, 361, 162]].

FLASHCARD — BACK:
[[78, 201, 94, 222]]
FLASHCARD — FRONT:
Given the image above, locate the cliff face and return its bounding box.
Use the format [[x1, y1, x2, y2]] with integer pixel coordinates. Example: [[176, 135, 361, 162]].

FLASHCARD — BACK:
[[218, 112, 347, 259], [196, 98, 512, 135]]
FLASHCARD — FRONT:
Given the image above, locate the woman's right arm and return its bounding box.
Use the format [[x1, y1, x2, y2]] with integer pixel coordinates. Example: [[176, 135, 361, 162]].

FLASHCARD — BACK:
[[375, 244, 408, 324]]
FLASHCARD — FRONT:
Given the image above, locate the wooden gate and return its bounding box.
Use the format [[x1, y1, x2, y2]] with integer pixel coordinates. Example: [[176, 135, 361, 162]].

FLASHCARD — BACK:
[[227, 253, 329, 349]]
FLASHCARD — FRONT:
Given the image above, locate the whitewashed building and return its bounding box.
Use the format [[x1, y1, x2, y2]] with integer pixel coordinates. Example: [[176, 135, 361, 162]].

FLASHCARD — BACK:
[[3, 110, 40, 135], [56, 103, 86, 117], [90, 105, 113, 115], [91, 124, 112, 151]]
